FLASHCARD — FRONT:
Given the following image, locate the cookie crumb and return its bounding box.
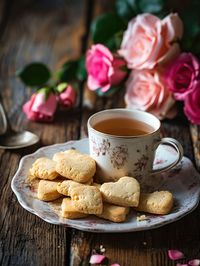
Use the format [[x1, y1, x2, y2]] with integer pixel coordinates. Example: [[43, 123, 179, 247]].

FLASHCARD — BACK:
[[137, 214, 148, 221]]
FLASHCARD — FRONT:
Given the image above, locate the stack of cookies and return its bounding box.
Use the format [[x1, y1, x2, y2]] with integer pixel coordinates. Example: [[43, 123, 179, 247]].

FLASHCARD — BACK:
[[29, 149, 174, 223]]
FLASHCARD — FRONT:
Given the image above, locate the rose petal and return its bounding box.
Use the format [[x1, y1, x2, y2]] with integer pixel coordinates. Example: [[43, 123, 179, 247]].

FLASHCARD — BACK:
[[22, 92, 57, 122], [124, 69, 176, 120], [89, 254, 106, 264], [110, 264, 120, 266], [176, 264, 188, 266], [86, 44, 126, 92], [32, 92, 57, 116], [188, 259, 200, 266], [119, 13, 183, 70], [168, 250, 185, 260], [59, 86, 76, 108], [157, 42, 180, 68], [162, 13, 183, 42]]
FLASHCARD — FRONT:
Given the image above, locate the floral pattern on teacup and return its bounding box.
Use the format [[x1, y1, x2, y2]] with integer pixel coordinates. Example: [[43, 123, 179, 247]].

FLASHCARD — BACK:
[[91, 137, 111, 156], [110, 145, 128, 169], [91, 137, 128, 169], [134, 154, 149, 172]]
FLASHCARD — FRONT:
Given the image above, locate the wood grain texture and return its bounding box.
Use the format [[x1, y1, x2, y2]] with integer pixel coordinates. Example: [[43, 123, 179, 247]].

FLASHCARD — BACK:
[[190, 124, 200, 171], [1, 0, 200, 266], [0, 1, 85, 265], [0, 0, 9, 34]]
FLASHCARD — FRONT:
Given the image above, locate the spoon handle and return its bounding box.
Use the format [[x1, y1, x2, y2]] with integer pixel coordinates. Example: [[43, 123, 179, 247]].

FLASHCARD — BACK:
[[0, 101, 8, 135]]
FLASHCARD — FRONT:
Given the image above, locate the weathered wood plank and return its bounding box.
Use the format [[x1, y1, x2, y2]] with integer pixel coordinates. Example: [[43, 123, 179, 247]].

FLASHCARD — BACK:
[[1, 0, 200, 266], [0, 1, 86, 266], [70, 208, 200, 266], [0, 0, 9, 34], [190, 124, 200, 171]]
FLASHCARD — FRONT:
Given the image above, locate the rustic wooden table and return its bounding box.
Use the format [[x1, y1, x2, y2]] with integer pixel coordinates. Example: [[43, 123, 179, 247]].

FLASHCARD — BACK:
[[1, 1, 200, 265]]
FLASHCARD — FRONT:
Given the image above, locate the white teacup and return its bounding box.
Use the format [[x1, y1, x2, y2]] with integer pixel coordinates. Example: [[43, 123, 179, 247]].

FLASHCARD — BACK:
[[87, 109, 183, 183]]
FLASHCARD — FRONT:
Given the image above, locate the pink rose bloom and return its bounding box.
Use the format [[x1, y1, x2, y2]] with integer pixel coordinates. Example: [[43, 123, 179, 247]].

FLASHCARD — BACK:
[[119, 13, 183, 69], [86, 44, 127, 92], [58, 85, 76, 108], [184, 81, 200, 124], [125, 69, 177, 120], [166, 53, 200, 100], [23, 91, 57, 122]]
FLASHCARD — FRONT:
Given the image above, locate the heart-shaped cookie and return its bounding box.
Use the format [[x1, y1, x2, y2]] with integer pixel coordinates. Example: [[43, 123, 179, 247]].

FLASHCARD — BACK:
[[100, 176, 140, 207], [55, 149, 96, 183], [70, 185, 103, 215]]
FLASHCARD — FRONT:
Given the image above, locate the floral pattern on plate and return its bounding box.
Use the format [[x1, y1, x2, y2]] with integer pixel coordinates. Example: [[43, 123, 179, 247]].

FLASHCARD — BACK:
[[11, 138, 200, 233]]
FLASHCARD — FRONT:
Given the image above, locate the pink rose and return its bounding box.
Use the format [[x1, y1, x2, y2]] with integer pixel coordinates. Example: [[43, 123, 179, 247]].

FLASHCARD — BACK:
[[166, 53, 200, 100], [86, 44, 127, 92], [23, 90, 57, 122], [119, 13, 183, 69], [125, 69, 177, 119], [58, 84, 76, 108], [184, 82, 200, 124]]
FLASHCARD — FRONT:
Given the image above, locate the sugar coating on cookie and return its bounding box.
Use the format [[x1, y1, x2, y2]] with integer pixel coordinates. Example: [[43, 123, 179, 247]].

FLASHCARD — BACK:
[[57, 180, 83, 196], [61, 198, 88, 219], [37, 179, 62, 201], [29, 157, 59, 180], [97, 203, 130, 223], [135, 191, 173, 215], [55, 149, 96, 183], [70, 185, 103, 215], [100, 176, 140, 207]]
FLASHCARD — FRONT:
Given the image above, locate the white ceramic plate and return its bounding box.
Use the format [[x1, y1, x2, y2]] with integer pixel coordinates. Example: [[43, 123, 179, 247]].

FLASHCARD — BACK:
[[11, 138, 200, 233]]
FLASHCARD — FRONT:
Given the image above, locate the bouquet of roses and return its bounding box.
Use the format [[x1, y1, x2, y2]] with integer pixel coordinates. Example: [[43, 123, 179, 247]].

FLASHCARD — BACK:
[[18, 0, 200, 124], [85, 0, 200, 125]]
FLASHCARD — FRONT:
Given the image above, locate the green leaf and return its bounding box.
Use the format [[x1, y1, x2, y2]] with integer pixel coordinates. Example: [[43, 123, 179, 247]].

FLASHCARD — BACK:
[[37, 87, 52, 100], [138, 0, 164, 13], [179, 1, 200, 53], [76, 56, 87, 81], [181, 3, 200, 39], [56, 57, 87, 83], [104, 30, 124, 50], [56, 60, 78, 82], [56, 83, 68, 93], [17, 63, 51, 86], [181, 35, 200, 57], [191, 41, 200, 57], [119, 64, 129, 72], [115, 0, 139, 22], [114, 30, 124, 49], [91, 13, 125, 47], [96, 86, 121, 97]]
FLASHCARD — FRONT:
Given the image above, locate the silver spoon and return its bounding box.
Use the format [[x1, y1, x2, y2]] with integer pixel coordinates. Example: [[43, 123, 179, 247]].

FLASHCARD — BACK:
[[0, 101, 40, 149]]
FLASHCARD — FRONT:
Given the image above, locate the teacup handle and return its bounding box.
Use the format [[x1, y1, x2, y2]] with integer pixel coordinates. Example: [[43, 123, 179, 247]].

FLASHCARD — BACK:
[[151, 137, 184, 174]]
